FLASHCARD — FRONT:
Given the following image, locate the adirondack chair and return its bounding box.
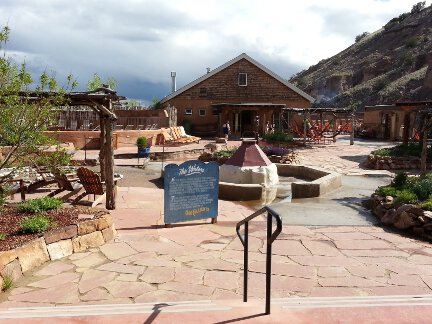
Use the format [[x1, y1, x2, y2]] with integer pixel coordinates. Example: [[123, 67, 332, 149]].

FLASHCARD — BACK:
[[26, 164, 57, 193], [48, 169, 83, 202], [74, 167, 107, 207]]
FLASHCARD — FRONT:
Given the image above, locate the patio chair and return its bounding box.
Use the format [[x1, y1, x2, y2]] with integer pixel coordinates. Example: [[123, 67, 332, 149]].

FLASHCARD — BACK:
[[1, 179, 26, 201], [26, 164, 57, 193], [73, 167, 106, 207], [48, 169, 83, 202]]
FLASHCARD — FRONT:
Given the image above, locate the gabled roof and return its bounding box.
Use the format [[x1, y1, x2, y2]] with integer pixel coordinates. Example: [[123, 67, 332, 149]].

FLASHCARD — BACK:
[[160, 53, 315, 103]]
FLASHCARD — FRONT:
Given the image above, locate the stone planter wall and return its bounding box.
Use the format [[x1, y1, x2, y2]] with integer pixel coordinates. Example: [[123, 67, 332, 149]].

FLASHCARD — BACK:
[[0, 214, 115, 287], [369, 195, 432, 241], [367, 154, 432, 170]]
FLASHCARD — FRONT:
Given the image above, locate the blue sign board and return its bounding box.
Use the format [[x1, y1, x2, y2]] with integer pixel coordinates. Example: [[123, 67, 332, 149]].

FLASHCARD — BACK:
[[164, 160, 219, 225]]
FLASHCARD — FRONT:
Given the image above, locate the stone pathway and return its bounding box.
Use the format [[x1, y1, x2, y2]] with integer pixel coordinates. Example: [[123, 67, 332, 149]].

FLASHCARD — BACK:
[[2, 139, 432, 310]]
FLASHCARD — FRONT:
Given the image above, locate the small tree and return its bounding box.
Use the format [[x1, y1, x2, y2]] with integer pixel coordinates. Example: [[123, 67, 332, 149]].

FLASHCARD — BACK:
[[411, 1, 426, 14], [0, 26, 76, 184], [87, 73, 117, 91], [355, 32, 369, 43]]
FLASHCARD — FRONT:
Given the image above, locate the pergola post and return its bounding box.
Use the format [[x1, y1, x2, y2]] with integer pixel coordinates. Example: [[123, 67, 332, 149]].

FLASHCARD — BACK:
[[104, 99, 116, 210], [350, 112, 355, 145], [99, 116, 106, 182]]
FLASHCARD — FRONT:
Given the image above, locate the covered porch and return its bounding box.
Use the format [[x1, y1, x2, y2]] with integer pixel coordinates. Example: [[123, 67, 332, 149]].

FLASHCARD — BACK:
[[212, 103, 286, 138]]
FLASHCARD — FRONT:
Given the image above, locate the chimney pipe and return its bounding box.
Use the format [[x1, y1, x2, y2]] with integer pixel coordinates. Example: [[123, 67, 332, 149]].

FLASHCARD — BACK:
[[206, 67, 211, 74], [171, 71, 176, 93]]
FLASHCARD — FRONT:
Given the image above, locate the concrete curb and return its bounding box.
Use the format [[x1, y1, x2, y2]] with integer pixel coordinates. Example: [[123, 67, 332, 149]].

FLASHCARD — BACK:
[[276, 164, 342, 199]]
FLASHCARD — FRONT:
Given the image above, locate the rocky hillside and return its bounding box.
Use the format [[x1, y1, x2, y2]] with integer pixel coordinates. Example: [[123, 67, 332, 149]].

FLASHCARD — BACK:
[[290, 3, 432, 110]]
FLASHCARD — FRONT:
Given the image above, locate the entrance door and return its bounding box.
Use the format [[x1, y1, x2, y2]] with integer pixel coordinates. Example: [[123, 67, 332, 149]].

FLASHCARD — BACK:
[[240, 111, 253, 137]]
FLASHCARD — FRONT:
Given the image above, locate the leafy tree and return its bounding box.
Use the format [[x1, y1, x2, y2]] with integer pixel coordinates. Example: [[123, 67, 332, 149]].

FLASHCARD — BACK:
[[126, 99, 140, 108], [87, 73, 117, 91], [0, 26, 76, 184], [411, 1, 426, 14]]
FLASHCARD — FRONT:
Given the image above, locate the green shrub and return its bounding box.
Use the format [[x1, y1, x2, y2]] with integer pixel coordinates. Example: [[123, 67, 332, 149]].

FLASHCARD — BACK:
[[406, 37, 419, 48], [1, 275, 13, 292], [376, 186, 398, 197], [213, 147, 237, 159], [136, 136, 148, 148], [263, 132, 293, 142], [21, 214, 53, 234], [412, 178, 432, 200], [0, 233, 6, 240], [355, 32, 369, 42], [393, 172, 408, 188], [421, 197, 432, 211], [372, 144, 430, 157], [18, 197, 62, 214], [394, 189, 418, 204]]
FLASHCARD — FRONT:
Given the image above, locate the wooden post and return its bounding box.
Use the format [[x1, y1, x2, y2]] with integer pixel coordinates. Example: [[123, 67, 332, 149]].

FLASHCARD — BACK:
[[350, 112, 355, 145], [421, 127, 428, 175], [104, 99, 115, 210], [99, 116, 106, 182], [403, 113, 410, 145]]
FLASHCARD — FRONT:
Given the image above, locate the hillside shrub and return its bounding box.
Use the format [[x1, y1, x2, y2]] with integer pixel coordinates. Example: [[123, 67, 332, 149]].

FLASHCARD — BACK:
[[355, 32, 369, 42]]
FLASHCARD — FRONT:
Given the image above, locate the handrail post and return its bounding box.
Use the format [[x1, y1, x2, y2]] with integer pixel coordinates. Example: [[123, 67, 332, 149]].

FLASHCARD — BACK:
[[243, 222, 248, 302], [265, 212, 272, 315]]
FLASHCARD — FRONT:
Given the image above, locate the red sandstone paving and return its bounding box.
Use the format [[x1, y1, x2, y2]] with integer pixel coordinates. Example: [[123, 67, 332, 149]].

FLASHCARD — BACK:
[[8, 282, 80, 304], [309, 286, 365, 297], [421, 275, 432, 289], [28, 272, 80, 289], [99, 242, 139, 260], [249, 261, 316, 279], [80, 288, 112, 301], [333, 239, 394, 250], [301, 240, 341, 256], [317, 266, 350, 278], [289, 255, 363, 267], [318, 276, 387, 288], [345, 265, 388, 277], [78, 270, 117, 294], [139, 266, 175, 284], [340, 249, 410, 257], [96, 262, 146, 274], [203, 270, 239, 290], [268, 240, 311, 256], [388, 273, 429, 287], [322, 231, 376, 240], [103, 281, 156, 298], [174, 267, 205, 285], [34, 261, 74, 276], [158, 281, 215, 296]]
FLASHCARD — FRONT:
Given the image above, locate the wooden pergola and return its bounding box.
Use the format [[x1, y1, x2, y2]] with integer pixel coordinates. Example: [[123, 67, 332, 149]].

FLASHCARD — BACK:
[[22, 87, 125, 210]]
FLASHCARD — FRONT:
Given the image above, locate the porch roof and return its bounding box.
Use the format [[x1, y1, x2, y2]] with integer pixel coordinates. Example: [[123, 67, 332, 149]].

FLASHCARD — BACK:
[[212, 103, 286, 108]]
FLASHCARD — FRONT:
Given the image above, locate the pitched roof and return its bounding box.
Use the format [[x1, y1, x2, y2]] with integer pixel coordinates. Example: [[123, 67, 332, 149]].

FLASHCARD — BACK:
[[160, 53, 315, 103], [225, 140, 272, 167]]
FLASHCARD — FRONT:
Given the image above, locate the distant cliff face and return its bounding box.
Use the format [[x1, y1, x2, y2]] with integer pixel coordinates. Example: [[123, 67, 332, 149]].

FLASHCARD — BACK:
[[291, 5, 432, 110]]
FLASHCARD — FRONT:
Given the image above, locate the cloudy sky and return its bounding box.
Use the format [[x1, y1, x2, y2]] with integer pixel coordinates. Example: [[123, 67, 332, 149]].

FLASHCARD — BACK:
[[0, 0, 430, 105]]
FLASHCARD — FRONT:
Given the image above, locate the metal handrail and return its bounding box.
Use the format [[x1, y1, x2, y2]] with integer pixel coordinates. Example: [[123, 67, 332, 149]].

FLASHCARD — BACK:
[[235, 206, 282, 315]]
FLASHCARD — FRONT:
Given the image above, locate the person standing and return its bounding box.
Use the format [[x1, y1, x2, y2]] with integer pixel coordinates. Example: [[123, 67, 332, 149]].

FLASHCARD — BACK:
[[222, 121, 230, 143]]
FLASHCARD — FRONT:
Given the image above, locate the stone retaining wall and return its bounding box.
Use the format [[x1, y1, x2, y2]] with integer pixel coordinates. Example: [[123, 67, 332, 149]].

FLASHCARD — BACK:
[[367, 154, 432, 170], [369, 195, 432, 241], [0, 214, 115, 287]]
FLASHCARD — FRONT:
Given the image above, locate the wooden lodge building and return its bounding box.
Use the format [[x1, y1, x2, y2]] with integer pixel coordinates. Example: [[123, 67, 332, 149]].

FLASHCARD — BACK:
[[160, 53, 315, 137]]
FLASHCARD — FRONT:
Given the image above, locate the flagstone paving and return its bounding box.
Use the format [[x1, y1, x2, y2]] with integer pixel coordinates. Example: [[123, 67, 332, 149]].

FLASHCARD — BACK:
[[1, 139, 432, 309]]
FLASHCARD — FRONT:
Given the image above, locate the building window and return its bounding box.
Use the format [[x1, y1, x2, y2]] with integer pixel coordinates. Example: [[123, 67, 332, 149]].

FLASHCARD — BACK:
[[185, 108, 192, 115], [199, 109, 206, 117], [199, 87, 208, 97], [212, 108, 220, 116], [238, 73, 247, 86]]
